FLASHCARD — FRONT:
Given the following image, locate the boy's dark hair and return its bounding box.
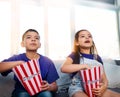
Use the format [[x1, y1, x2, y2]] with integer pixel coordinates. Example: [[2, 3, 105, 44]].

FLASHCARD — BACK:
[[22, 29, 39, 41]]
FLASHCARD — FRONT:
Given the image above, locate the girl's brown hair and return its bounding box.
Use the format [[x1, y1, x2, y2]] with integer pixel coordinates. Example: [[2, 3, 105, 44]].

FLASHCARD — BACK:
[[73, 29, 98, 60]]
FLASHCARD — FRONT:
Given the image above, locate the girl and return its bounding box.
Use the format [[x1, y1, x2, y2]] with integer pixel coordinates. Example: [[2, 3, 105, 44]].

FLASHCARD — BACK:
[[61, 29, 120, 97], [0, 29, 59, 97]]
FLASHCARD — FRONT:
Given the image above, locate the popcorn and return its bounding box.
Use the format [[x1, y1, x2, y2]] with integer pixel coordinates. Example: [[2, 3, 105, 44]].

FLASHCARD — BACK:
[[80, 66, 102, 97], [12, 59, 42, 96]]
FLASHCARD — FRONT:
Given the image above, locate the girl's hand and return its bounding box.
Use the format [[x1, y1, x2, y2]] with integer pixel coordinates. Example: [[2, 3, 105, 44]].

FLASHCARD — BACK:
[[40, 80, 50, 91], [83, 64, 91, 69], [92, 82, 107, 97]]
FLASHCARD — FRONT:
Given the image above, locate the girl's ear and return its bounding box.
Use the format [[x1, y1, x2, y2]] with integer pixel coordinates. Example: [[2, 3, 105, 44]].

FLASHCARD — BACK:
[[75, 42, 79, 46], [21, 41, 24, 47]]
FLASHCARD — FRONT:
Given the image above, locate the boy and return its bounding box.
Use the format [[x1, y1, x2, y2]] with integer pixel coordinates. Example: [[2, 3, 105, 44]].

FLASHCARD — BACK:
[[0, 29, 59, 97]]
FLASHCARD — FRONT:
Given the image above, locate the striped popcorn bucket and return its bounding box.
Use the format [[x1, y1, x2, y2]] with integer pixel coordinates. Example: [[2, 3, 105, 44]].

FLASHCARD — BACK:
[[12, 59, 43, 96], [80, 66, 102, 97]]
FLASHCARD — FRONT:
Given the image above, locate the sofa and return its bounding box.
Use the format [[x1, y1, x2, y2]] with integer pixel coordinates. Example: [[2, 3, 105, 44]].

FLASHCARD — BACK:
[[0, 58, 120, 97]]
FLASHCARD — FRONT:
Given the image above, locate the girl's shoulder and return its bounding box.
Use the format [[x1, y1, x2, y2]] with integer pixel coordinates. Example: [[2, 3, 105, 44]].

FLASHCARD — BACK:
[[80, 53, 103, 64]]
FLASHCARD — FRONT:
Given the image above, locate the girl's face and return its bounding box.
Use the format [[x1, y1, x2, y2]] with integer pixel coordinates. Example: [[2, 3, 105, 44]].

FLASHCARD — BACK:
[[76, 30, 93, 49], [21, 31, 41, 51]]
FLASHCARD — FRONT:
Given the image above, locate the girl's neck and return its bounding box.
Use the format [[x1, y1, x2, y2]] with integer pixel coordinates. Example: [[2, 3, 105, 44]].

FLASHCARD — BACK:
[[80, 48, 90, 54], [26, 52, 39, 60]]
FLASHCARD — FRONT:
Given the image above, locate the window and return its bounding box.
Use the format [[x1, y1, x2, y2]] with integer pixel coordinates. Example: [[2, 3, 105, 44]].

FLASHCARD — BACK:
[[75, 5, 119, 58], [19, 3, 45, 55], [48, 7, 71, 60], [0, 0, 119, 61], [0, 1, 11, 61]]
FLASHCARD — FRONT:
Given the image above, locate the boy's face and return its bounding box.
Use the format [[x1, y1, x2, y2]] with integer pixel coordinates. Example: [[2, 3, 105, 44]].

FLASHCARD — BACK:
[[21, 31, 41, 51]]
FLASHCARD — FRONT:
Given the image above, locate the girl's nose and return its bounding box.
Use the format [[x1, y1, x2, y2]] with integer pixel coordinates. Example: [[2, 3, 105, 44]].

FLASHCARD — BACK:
[[85, 36, 89, 39]]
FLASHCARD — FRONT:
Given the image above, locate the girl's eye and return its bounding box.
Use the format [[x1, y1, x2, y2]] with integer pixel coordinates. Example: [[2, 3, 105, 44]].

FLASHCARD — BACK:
[[80, 35, 85, 38], [80, 35, 92, 38]]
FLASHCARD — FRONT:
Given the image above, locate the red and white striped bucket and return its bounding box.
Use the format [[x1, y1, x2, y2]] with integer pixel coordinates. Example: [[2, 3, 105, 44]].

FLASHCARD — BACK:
[[12, 59, 43, 96], [80, 66, 102, 97]]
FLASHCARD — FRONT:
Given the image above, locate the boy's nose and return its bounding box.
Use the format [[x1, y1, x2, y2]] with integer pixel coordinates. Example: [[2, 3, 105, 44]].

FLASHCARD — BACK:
[[31, 38, 35, 41]]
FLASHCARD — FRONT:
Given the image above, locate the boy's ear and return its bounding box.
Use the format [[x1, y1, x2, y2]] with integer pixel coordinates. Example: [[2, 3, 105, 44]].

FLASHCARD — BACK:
[[38, 43, 41, 48], [21, 41, 24, 47]]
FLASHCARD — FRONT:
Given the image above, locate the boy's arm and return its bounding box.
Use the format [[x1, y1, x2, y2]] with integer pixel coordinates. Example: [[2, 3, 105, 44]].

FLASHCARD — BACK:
[[48, 81, 58, 91], [0, 61, 24, 73]]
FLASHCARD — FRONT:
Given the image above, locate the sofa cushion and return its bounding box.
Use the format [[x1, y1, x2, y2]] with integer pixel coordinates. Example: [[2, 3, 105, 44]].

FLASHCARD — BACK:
[[53, 60, 71, 97], [115, 60, 120, 66], [54, 60, 71, 89], [102, 58, 120, 88], [0, 72, 15, 97]]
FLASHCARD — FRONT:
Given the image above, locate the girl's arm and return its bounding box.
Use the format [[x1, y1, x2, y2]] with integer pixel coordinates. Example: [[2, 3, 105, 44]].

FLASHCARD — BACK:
[[101, 71, 108, 88], [61, 57, 91, 73], [0, 61, 24, 73]]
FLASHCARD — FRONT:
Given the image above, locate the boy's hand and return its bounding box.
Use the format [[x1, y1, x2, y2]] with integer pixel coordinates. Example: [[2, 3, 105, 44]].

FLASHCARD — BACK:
[[40, 80, 50, 91], [14, 61, 25, 67]]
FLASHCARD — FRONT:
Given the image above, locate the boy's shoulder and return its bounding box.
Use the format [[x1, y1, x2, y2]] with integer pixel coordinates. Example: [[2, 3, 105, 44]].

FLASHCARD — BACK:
[[3, 53, 26, 61], [39, 54, 54, 64]]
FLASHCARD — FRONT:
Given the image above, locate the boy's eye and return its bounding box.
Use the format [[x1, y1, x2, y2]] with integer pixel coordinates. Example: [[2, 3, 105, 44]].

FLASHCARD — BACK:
[[26, 36, 31, 39], [36, 37, 40, 40]]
